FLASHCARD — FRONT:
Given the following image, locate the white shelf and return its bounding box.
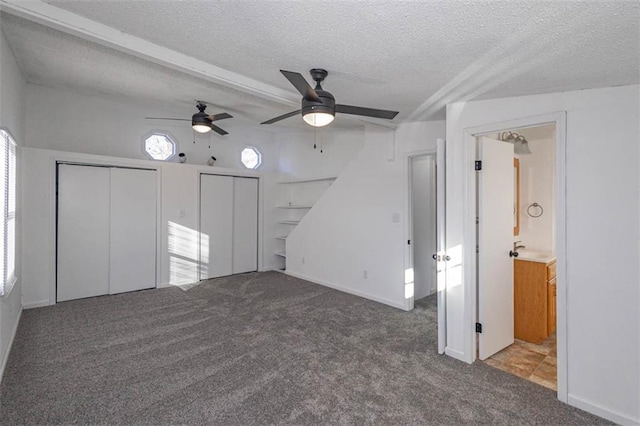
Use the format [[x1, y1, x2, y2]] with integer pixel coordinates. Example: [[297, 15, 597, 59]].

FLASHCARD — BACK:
[[277, 176, 337, 184], [276, 205, 313, 209], [275, 236, 287, 240], [275, 252, 286, 258], [278, 220, 300, 225]]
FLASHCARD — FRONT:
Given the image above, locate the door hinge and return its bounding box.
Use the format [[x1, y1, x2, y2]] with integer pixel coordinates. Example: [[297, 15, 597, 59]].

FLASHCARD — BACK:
[[475, 322, 483, 333], [475, 160, 482, 171]]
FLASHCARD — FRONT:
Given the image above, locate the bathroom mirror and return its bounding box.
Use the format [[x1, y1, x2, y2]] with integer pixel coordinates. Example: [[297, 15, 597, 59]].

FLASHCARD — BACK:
[[514, 158, 520, 236]]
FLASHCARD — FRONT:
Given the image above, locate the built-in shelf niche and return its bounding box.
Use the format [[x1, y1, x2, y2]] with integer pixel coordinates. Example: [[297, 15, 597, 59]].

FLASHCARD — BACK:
[[275, 176, 337, 270]]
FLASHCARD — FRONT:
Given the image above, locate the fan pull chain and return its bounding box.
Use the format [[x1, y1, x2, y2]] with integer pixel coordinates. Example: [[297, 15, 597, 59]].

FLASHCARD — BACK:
[[320, 130, 323, 153], [313, 127, 317, 149], [208, 132, 211, 149], [192, 129, 196, 144]]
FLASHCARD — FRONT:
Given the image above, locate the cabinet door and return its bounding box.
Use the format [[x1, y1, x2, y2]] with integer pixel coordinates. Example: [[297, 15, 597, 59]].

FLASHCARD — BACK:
[[109, 168, 157, 294], [57, 165, 110, 301], [514, 260, 548, 344], [200, 175, 234, 279], [548, 278, 557, 335], [232, 177, 258, 274]]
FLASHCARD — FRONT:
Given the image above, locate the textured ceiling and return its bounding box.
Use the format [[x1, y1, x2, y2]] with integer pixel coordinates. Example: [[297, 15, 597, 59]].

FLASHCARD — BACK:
[[2, 1, 639, 126], [0, 13, 312, 129]]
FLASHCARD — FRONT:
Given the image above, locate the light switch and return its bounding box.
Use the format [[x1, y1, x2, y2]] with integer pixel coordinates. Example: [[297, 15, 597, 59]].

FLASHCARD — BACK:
[[392, 213, 400, 223], [179, 209, 186, 218]]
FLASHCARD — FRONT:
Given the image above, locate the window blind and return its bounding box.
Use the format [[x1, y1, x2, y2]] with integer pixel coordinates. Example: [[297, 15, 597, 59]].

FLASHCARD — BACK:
[[0, 129, 16, 296]]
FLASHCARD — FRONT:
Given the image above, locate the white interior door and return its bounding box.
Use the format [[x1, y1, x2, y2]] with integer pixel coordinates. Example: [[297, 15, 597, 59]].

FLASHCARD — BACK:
[[232, 177, 258, 274], [109, 168, 157, 294], [200, 174, 234, 279], [478, 136, 515, 360], [436, 138, 446, 354], [57, 164, 110, 302], [411, 155, 437, 299]]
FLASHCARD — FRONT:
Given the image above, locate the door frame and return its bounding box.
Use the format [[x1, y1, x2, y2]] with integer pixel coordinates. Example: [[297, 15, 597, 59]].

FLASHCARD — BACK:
[[197, 171, 262, 281], [462, 111, 567, 401]]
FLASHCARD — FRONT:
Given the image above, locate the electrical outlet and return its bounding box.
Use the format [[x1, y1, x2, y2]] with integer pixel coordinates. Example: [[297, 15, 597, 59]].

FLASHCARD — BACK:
[[363, 270, 368, 279], [179, 209, 186, 218]]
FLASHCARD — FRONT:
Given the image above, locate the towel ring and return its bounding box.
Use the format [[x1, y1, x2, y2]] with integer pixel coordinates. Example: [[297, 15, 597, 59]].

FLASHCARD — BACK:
[[527, 202, 544, 218]]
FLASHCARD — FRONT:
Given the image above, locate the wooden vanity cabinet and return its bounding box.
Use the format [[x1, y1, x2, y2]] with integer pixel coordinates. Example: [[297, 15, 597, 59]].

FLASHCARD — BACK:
[[514, 259, 557, 344]]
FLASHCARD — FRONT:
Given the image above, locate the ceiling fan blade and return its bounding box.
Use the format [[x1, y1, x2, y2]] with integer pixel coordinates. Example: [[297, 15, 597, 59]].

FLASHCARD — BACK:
[[261, 110, 301, 125], [145, 117, 191, 121], [280, 70, 321, 102], [335, 104, 399, 120], [211, 124, 228, 136], [208, 112, 233, 121]]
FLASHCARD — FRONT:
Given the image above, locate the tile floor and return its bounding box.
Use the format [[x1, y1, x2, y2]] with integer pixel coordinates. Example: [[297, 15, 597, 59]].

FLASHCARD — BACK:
[[484, 334, 557, 390]]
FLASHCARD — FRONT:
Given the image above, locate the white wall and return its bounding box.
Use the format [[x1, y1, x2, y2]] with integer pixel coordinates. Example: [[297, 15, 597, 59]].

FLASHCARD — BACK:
[[25, 84, 277, 170], [446, 85, 639, 425], [517, 134, 556, 252], [286, 121, 445, 310], [19, 83, 284, 308], [276, 127, 365, 178], [0, 23, 25, 377], [271, 127, 366, 270], [21, 147, 279, 307]]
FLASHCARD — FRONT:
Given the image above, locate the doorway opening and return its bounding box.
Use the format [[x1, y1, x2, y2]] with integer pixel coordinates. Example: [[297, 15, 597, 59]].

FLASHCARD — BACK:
[[475, 124, 558, 390]]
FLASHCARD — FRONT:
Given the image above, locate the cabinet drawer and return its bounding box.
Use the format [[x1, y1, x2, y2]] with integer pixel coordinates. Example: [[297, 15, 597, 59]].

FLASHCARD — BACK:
[[547, 262, 557, 280]]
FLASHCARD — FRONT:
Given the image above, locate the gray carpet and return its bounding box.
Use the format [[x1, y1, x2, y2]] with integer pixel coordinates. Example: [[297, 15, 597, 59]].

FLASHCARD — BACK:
[[0, 271, 608, 425]]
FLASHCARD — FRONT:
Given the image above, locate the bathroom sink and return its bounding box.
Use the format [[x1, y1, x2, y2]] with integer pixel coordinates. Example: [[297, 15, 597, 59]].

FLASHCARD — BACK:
[[516, 250, 556, 263]]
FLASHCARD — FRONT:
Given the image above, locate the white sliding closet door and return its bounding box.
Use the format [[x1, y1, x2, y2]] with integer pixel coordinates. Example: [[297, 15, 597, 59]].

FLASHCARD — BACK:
[[200, 175, 234, 279], [109, 168, 157, 294], [57, 165, 111, 302], [232, 177, 258, 274]]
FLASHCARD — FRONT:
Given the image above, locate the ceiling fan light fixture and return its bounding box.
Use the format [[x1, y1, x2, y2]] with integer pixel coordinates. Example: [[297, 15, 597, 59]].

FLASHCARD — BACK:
[[301, 89, 336, 128], [192, 113, 212, 133], [192, 123, 212, 133], [303, 111, 335, 127]]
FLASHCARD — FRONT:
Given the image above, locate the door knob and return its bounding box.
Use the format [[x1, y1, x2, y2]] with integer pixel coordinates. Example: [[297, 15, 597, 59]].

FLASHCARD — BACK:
[[444, 255, 451, 261], [432, 254, 439, 261], [509, 250, 519, 258]]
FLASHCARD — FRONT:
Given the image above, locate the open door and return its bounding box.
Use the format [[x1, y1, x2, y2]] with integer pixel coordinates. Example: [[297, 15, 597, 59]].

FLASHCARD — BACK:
[[436, 138, 446, 354], [478, 136, 514, 360], [410, 155, 437, 300]]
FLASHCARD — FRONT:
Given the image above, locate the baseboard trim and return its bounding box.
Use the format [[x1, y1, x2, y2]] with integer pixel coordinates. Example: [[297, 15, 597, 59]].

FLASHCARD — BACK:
[[568, 394, 639, 426], [444, 347, 469, 363], [23, 300, 50, 309], [0, 306, 22, 382], [284, 270, 407, 311]]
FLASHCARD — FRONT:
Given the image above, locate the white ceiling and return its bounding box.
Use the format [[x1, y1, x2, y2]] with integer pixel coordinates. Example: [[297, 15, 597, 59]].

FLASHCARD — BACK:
[[2, 1, 639, 127]]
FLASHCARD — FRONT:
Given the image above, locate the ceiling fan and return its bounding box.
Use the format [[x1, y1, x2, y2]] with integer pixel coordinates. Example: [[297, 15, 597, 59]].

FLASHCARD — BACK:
[[146, 101, 233, 135], [261, 69, 399, 127]]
